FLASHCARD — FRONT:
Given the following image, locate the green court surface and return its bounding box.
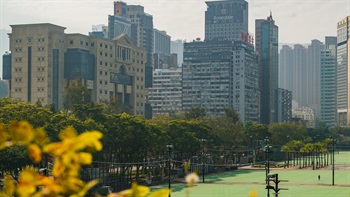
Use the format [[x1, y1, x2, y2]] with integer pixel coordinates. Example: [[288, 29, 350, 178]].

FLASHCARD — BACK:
[[151, 151, 350, 197]]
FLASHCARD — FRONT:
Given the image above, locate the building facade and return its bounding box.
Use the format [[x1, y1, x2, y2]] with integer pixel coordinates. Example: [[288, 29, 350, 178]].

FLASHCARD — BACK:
[[255, 13, 279, 125], [277, 88, 292, 122], [337, 16, 350, 127], [292, 107, 315, 128], [205, 0, 248, 41], [279, 45, 293, 91], [3, 23, 147, 115], [148, 67, 182, 116], [320, 37, 337, 127], [182, 40, 259, 121]]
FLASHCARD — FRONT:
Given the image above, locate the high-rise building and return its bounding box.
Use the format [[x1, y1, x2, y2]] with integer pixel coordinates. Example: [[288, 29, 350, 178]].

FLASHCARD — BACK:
[[153, 29, 170, 55], [108, 1, 131, 39], [148, 67, 182, 116], [320, 36, 337, 127], [205, 0, 248, 41], [0, 79, 9, 98], [292, 44, 307, 107], [337, 16, 350, 127], [255, 13, 278, 125], [182, 40, 259, 121], [3, 23, 148, 116], [306, 39, 324, 116], [277, 88, 292, 122], [153, 29, 171, 69], [127, 5, 154, 88], [279, 45, 293, 91]]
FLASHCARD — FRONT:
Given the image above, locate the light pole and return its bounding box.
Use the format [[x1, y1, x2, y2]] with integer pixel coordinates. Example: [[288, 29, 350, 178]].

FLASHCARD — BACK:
[[166, 145, 173, 197], [200, 139, 206, 183], [264, 137, 271, 197], [331, 137, 335, 185]]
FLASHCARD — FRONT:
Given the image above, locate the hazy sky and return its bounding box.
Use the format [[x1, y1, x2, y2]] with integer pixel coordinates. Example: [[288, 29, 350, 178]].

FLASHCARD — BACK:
[[0, 0, 349, 77]]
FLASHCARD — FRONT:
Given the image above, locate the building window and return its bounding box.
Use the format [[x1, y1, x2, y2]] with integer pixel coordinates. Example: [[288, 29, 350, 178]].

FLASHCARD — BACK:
[[105, 62, 108, 66], [105, 72, 108, 76], [100, 80, 102, 85], [91, 43, 95, 47], [105, 44, 108, 49], [105, 90, 107, 94], [85, 42, 89, 46], [100, 90, 102, 94], [100, 43, 103, 47], [100, 61, 103, 66], [100, 71, 102, 75], [70, 40, 74, 45], [105, 81, 107, 85], [80, 41, 83, 46], [100, 51, 103, 56]]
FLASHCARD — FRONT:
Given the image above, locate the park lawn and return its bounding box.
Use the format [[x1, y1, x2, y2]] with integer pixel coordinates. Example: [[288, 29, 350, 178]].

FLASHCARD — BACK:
[[151, 151, 350, 196]]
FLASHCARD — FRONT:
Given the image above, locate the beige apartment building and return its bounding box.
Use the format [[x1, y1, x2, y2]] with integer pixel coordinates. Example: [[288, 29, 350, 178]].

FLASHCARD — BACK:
[[4, 23, 147, 116]]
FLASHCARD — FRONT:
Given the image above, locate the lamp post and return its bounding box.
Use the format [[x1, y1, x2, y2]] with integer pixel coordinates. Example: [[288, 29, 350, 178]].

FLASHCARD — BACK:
[[200, 139, 207, 183], [264, 137, 271, 197], [166, 145, 173, 197], [331, 137, 335, 185]]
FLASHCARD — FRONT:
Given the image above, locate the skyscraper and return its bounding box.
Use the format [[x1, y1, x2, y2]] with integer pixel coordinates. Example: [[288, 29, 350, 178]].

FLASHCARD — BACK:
[[337, 16, 350, 127], [307, 39, 324, 116], [279, 45, 293, 91], [320, 36, 337, 127], [153, 29, 171, 69], [255, 13, 278, 125], [108, 1, 131, 39], [292, 44, 307, 107], [205, 0, 248, 41]]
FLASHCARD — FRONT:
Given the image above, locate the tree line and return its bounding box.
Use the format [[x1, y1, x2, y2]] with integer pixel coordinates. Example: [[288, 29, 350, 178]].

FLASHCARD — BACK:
[[0, 96, 347, 176]]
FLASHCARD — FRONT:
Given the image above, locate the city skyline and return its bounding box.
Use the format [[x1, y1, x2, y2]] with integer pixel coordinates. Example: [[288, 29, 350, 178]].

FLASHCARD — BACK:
[[0, 0, 349, 78]]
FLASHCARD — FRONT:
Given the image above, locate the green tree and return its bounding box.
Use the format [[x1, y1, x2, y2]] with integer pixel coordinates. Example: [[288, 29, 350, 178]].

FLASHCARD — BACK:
[[181, 107, 207, 120], [269, 122, 308, 146], [0, 145, 32, 179], [64, 78, 90, 110], [224, 107, 240, 123]]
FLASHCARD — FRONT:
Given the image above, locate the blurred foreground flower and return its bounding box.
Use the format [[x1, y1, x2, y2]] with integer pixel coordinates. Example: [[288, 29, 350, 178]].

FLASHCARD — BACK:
[[185, 172, 199, 187], [249, 189, 258, 197], [107, 182, 171, 197]]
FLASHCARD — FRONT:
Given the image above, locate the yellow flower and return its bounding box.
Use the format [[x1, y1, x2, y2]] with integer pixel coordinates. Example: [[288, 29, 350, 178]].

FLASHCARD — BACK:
[[0, 122, 9, 146], [33, 127, 50, 147], [4, 176, 15, 197], [185, 173, 199, 187], [148, 189, 172, 197], [118, 182, 150, 197], [9, 121, 34, 145], [27, 144, 42, 163], [16, 167, 38, 197], [78, 152, 92, 165], [59, 126, 77, 140], [249, 189, 258, 197]]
